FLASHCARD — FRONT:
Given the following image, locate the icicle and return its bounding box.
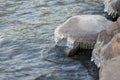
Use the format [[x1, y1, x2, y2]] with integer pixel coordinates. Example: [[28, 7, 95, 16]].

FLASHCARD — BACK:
[[98, 63, 100, 68], [67, 37, 75, 49], [91, 58, 94, 62]]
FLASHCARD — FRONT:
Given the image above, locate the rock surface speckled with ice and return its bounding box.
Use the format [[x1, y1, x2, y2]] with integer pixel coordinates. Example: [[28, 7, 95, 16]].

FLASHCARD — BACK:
[[54, 15, 113, 56], [104, 0, 120, 17]]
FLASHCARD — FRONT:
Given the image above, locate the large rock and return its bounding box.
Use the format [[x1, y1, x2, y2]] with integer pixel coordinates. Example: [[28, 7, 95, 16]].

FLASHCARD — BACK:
[[54, 15, 113, 56], [91, 17, 120, 67], [99, 56, 120, 80]]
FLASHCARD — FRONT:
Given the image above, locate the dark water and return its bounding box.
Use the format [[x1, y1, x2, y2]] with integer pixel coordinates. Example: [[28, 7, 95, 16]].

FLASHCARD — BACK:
[[0, 0, 104, 80]]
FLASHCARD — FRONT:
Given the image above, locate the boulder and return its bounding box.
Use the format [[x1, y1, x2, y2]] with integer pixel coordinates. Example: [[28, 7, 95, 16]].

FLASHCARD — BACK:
[[54, 15, 113, 56], [91, 17, 120, 67], [99, 56, 120, 80]]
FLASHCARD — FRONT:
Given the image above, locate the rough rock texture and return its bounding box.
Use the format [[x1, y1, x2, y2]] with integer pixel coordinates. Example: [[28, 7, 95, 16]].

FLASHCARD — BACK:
[[104, 0, 120, 17], [99, 56, 120, 80], [91, 17, 120, 67], [100, 33, 120, 65], [54, 15, 113, 56]]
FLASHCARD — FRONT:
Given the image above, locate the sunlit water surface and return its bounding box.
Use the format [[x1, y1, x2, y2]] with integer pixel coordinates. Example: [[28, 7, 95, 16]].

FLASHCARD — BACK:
[[0, 0, 104, 80]]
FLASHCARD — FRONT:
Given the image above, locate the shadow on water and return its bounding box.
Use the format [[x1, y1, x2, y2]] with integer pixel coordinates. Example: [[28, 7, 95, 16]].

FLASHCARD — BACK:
[[71, 49, 99, 80], [35, 47, 99, 80]]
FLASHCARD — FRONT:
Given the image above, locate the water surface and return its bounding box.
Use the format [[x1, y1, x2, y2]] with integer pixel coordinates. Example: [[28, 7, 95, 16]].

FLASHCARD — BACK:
[[0, 0, 104, 80]]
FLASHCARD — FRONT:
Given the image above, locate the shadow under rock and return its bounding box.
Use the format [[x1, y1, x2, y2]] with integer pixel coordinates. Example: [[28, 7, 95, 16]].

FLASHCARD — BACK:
[[35, 48, 99, 80], [71, 49, 99, 80], [104, 12, 119, 21]]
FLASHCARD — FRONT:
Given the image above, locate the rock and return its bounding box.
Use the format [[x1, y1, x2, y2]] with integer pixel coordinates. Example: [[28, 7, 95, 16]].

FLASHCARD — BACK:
[[99, 56, 120, 80], [104, 0, 120, 18], [95, 0, 120, 20], [100, 33, 120, 65], [91, 17, 120, 67], [54, 15, 113, 56]]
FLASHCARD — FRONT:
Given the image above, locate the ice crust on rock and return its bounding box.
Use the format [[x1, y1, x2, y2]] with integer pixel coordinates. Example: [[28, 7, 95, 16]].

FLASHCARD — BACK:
[[54, 15, 113, 56]]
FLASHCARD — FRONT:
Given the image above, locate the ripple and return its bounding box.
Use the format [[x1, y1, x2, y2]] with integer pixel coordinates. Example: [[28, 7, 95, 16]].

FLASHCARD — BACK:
[[0, 0, 103, 80]]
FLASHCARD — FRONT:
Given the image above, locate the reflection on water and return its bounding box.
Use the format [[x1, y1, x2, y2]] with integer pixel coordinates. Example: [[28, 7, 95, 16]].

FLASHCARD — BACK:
[[0, 0, 104, 80]]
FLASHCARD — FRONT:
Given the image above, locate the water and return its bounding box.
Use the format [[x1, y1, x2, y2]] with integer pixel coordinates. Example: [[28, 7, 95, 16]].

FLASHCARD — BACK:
[[0, 0, 104, 80]]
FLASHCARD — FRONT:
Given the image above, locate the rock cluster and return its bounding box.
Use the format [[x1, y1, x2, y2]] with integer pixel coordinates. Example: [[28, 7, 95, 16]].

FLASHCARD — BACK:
[[54, 1, 120, 78], [54, 16, 120, 80]]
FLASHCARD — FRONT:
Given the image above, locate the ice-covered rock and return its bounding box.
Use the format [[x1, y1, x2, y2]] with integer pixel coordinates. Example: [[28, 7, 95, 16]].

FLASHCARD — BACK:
[[92, 17, 120, 67], [54, 15, 113, 56], [104, 0, 120, 18], [95, 0, 120, 19]]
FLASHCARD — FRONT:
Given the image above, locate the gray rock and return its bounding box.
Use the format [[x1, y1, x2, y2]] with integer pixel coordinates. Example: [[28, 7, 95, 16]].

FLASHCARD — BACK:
[[54, 15, 113, 56]]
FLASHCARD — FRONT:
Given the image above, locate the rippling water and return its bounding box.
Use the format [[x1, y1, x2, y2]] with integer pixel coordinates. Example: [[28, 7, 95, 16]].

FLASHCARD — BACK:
[[0, 0, 104, 80]]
